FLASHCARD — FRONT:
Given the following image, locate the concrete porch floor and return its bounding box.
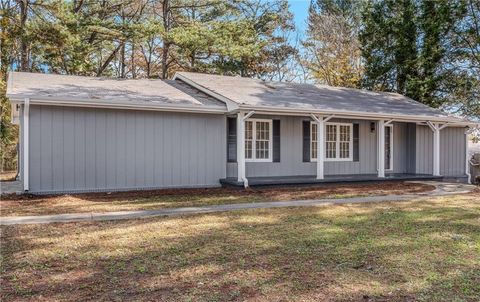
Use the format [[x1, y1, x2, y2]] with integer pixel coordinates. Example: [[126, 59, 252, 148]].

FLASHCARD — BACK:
[[220, 173, 444, 187]]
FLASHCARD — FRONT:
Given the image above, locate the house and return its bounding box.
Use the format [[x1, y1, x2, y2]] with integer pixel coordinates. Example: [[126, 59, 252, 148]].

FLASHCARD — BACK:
[[6, 72, 478, 193]]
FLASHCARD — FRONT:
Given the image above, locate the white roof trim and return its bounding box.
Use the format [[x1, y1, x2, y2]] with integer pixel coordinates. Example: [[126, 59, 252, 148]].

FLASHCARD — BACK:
[[234, 105, 477, 126], [7, 95, 227, 114]]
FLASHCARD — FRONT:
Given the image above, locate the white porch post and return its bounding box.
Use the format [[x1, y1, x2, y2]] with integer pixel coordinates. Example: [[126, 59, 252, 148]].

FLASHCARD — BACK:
[[377, 119, 385, 178], [317, 118, 325, 180], [23, 98, 30, 191], [433, 123, 441, 176], [236, 111, 246, 185]]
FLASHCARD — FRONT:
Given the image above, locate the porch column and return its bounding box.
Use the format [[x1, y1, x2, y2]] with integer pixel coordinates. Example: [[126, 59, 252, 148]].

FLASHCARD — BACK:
[[236, 111, 246, 183], [377, 119, 385, 178], [433, 123, 440, 176], [23, 98, 30, 191], [317, 118, 325, 179]]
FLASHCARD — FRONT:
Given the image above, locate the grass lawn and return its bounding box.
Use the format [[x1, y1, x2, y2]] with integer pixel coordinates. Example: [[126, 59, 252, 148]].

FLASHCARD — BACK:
[[0, 181, 434, 216], [1, 193, 479, 301]]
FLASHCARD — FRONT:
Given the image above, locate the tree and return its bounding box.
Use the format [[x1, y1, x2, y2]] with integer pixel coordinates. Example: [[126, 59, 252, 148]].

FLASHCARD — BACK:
[[303, 0, 363, 87], [359, 0, 470, 110]]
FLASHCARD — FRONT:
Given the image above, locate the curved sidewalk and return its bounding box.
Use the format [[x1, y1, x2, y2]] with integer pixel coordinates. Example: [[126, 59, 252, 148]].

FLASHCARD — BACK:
[[0, 181, 476, 225]]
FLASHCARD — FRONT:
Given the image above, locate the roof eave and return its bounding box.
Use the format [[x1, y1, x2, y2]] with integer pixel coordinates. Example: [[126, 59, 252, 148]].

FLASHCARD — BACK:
[[235, 105, 477, 126], [7, 94, 227, 114]]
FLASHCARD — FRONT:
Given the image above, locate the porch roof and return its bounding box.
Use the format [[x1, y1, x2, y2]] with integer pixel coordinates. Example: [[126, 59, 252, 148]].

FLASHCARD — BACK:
[[175, 72, 472, 124]]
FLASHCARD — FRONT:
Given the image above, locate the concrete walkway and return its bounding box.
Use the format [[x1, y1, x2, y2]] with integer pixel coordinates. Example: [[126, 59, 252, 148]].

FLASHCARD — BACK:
[[0, 181, 476, 225]]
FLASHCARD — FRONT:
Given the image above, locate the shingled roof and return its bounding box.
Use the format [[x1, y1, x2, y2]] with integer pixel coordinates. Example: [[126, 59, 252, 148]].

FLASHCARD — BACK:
[[7, 72, 226, 112], [175, 72, 465, 121]]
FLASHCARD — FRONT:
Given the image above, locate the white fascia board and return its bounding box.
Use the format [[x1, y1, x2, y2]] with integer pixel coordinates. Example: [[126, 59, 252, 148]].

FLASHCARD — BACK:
[[7, 95, 227, 114], [172, 73, 240, 112], [235, 105, 477, 126]]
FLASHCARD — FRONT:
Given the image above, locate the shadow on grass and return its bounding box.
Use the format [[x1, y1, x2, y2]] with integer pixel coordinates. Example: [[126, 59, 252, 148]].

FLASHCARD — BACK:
[[1, 196, 479, 301]]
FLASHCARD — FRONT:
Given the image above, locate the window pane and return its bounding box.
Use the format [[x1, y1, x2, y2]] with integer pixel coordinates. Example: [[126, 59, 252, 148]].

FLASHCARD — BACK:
[[326, 142, 336, 158], [311, 123, 318, 159], [253, 121, 270, 160], [340, 125, 350, 142], [245, 141, 252, 159], [326, 124, 337, 159], [245, 121, 253, 140], [327, 125, 336, 141], [340, 142, 349, 158]]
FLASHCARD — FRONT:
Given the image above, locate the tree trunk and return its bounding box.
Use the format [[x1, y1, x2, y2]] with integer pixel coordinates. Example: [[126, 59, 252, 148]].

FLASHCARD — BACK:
[[131, 41, 136, 79], [161, 0, 171, 79], [120, 43, 126, 78], [19, 0, 29, 71], [161, 42, 170, 79]]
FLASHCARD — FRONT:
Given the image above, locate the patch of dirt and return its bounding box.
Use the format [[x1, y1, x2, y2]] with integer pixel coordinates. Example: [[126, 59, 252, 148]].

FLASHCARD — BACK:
[[1, 181, 434, 204]]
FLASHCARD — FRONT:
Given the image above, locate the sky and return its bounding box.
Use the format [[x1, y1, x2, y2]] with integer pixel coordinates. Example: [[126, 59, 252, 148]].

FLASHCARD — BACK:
[[288, 0, 310, 34]]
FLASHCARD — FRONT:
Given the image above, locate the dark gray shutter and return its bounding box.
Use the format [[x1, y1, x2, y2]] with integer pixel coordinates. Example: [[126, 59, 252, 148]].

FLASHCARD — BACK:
[[353, 123, 360, 162], [303, 121, 310, 162], [273, 120, 280, 162], [227, 117, 236, 162]]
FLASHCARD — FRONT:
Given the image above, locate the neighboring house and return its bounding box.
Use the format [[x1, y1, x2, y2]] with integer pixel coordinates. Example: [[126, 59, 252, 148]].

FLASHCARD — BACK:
[[6, 72, 479, 193]]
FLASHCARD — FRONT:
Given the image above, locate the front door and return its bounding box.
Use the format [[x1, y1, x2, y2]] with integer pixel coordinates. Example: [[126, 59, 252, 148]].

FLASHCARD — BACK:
[[385, 125, 393, 171]]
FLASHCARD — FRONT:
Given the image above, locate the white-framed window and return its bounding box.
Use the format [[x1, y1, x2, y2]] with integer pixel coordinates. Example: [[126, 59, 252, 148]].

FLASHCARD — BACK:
[[245, 119, 272, 162], [311, 122, 353, 161]]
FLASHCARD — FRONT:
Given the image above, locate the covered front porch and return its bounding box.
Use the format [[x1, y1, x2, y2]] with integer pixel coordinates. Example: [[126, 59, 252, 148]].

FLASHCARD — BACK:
[[221, 173, 443, 187], [227, 110, 469, 187]]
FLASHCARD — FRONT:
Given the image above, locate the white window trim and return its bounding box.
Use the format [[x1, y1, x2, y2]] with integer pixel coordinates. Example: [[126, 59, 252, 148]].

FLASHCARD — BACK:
[[385, 124, 394, 171], [311, 122, 353, 162], [245, 118, 273, 162]]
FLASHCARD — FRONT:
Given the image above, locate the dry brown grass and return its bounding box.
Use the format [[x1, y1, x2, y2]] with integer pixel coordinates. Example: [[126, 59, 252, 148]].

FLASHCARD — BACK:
[[0, 181, 434, 216], [0, 171, 16, 181], [1, 192, 479, 301]]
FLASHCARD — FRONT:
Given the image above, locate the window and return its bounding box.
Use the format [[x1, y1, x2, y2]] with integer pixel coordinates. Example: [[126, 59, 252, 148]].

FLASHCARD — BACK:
[[245, 119, 272, 161], [311, 122, 353, 161]]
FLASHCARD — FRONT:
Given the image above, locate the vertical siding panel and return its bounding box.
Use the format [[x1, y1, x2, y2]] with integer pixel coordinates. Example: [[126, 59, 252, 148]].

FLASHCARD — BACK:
[[52, 107, 64, 190], [63, 109, 75, 190], [154, 112, 163, 186], [105, 111, 116, 188], [116, 111, 127, 188], [181, 115, 189, 185], [29, 106, 42, 191], [74, 109, 86, 189], [85, 109, 96, 189], [95, 110, 107, 189], [40, 106, 53, 191], [134, 112, 146, 187], [144, 112, 155, 187], [165, 113, 173, 186], [124, 112, 135, 187]]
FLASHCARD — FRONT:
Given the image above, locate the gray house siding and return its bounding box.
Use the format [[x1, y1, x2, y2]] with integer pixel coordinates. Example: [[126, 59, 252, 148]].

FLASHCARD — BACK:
[[27, 105, 226, 193], [415, 125, 434, 174], [227, 117, 466, 179], [415, 125, 466, 176], [227, 116, 401, 178], [440, 127, 466, 176]]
